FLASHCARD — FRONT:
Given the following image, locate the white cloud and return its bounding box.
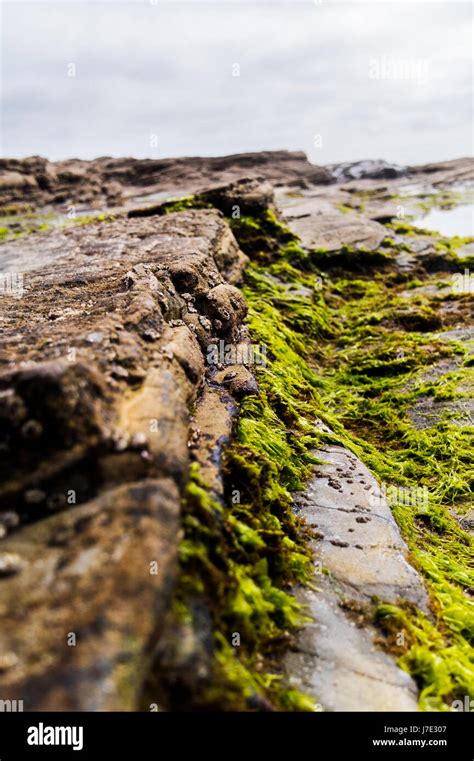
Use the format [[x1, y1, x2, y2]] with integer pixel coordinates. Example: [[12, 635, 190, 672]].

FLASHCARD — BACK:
[[0, 0, 472, 163]]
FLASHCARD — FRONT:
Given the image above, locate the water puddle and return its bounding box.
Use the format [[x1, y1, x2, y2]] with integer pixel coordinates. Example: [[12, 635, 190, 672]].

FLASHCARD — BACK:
[[412, 203, 474, 238]]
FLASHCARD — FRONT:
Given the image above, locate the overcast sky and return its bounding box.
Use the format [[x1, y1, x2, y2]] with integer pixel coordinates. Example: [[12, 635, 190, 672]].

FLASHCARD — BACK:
[[0, 0, 472, 165]]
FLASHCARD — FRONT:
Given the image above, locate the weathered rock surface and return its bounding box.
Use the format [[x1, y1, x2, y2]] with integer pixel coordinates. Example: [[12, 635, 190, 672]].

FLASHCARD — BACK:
[[0, 479, 179, 710], [2, 152, 471, 218], [0, 151, 332, 210], [286, 441, 429, 711], [281, 201, 387, 252], [0, 151, 472, 712], [0, 205, 254, 708]]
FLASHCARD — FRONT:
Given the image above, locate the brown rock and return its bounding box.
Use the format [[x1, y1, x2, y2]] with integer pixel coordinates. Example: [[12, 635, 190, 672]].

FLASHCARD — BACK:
[[0, 479, 179, 710]]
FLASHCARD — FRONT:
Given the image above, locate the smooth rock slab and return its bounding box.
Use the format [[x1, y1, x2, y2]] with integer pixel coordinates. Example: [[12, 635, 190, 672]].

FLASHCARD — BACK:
[[286, 443, 429, 712], [286, 578, 419, 712], [281, 201, 386, 252]]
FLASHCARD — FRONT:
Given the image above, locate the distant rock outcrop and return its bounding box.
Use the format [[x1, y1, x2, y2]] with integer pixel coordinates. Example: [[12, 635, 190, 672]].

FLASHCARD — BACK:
[[0, 151, 333, 209]]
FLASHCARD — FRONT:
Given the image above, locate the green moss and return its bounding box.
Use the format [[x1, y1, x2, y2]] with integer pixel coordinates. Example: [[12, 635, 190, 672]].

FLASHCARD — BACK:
[[310, 244, 395, 271], [229, 209, 301, 265], [176, 459, 317, 710], [0, 209, 115, 242], [389, 188, 474, 219], [313, 272, 473, 709], [335, 203, 354, 214], [230, 206, 473, 710], [167, 194, 472, 711], [375, 603, 473, 711], [386, 220, 436, 237], [156, 196, 213, 215]]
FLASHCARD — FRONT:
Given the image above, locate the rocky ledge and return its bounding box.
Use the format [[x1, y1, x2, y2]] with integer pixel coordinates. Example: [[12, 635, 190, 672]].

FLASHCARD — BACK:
[[0, 152, 472, 712]]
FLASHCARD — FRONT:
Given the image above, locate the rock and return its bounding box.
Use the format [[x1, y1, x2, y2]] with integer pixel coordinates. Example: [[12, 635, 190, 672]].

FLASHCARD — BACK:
[[284, 442, 430, 712], [327, 160, 408, 183], [0, 171, 38, 191], [281, 202, 387, 252], [0, 198, 257, 709], [0, 151, 332, 210], [0, 552, 25, 576], [213, 365, 259, 399], [0, 479, 179, 710], [200, 177, 278, 216], [191, 386, 238, 498], [1, 150, 472, 713]]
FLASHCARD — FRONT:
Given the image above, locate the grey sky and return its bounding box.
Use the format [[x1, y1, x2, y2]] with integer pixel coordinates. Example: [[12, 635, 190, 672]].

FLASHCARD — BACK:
[[0, 0, 472, 164]]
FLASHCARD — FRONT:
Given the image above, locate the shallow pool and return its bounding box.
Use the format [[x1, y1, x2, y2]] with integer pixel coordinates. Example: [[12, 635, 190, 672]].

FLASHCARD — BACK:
[[412, 203, 474, 238]]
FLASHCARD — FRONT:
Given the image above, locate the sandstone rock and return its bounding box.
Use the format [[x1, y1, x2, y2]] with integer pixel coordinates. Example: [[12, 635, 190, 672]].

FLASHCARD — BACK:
[[0, 479, 179, 710], [285, 443, 430, 712], [201, 177, 277, 216], [0, 171, 38, 191], [0, 202, 255, 709]]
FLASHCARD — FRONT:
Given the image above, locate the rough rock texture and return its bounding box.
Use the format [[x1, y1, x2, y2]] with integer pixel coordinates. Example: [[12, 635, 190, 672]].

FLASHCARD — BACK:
[[0, 479, 179, 710], [0, 206, 254, 709], [0, 151, 332, 210], [1, 152, 471, 220], [296, 444, 429, 609], [0, 150, 472, 712]]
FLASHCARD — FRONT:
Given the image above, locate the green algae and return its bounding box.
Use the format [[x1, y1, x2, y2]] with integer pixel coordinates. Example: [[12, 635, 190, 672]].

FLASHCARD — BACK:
[[0, 209, 115, 242], [154, 196, 212, 215], [319, 290, 473, 708], [389, 187, 474, 217], [229, 204, 473, 710], [335, 203, 354, 214], [175, 457, 316, 711], [159, 192, 473, 711]]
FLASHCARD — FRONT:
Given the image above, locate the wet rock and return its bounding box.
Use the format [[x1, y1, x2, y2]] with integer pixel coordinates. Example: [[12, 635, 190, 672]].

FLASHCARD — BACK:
[[213, 365, 259, 398], [191, 386, 238, 498]]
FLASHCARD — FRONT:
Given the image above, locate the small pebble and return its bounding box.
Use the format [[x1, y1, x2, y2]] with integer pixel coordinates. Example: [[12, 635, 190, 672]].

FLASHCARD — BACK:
[[0, 553, 25, 576], [24, 489, 46, 505], [0, 512, 20, 530], [0, 652, 18, 672], [130, 432, 147, 448]]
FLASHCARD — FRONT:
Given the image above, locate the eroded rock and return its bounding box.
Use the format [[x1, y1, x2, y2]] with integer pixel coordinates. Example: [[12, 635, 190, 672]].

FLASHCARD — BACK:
[[0, 203, 254, 709]]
